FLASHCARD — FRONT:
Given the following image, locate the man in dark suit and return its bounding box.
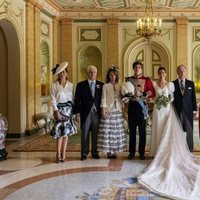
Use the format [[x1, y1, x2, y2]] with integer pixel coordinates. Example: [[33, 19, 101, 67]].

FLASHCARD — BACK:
[[173, 64, 197, 152], [74, 65, 103, 160]]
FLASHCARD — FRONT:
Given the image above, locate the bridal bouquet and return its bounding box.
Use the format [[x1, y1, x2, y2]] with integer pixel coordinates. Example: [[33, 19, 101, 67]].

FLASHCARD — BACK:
[[154, 94, 169, 110]]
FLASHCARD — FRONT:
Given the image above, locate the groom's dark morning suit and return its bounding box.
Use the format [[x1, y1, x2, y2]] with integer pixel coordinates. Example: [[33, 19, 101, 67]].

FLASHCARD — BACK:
[[173, 79, 197, 151], [74, 80, 103, 159]]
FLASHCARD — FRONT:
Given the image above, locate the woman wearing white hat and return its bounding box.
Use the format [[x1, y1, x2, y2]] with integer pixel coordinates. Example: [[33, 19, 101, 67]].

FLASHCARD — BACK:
[[50, 61, 77, 163]]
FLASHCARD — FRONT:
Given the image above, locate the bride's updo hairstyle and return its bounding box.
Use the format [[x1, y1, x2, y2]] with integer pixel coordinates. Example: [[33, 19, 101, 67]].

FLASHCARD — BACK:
[[158, 66, 166, 73]]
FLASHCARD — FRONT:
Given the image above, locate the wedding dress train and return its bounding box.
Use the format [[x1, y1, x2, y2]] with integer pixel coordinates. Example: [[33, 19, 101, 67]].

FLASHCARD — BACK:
[[138, 105, 200, 199]]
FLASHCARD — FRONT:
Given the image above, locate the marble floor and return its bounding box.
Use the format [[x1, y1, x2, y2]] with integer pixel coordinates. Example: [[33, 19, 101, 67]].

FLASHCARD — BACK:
[[0, 130, 154, 200], [0, 124, 199, 200]]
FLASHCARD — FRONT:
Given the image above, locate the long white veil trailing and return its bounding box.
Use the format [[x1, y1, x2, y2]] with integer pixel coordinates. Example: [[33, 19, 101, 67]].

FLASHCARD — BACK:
[[138, 105, 200, 200]]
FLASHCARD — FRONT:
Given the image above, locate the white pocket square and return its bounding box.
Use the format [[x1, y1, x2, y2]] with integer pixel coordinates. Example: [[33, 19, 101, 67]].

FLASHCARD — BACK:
[[188, 87, 192, 89]]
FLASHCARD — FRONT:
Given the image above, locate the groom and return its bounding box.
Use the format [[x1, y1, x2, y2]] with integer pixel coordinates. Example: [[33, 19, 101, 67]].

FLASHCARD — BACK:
[[173, 64, 197, 152], [126, 60, 155, 160]]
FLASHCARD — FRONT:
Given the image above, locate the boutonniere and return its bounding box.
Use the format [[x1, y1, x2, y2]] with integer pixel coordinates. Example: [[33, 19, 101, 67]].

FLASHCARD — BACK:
[[96, 84, 100, 89]]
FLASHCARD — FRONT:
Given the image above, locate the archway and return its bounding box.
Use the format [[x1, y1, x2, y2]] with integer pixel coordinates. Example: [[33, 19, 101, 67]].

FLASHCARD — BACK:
[[123, 39, 171, 81], [0, 19, 22, 134], [78, 45, 103, 82]]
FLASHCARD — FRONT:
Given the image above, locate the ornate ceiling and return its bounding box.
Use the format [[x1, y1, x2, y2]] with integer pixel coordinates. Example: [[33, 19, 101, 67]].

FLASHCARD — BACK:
[[52, 0, 200, 9], [43, 0, 200, 19]]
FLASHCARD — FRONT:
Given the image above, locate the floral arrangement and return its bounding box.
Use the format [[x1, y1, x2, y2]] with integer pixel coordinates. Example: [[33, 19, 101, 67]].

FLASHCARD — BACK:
[[154, 94, 169, 110]]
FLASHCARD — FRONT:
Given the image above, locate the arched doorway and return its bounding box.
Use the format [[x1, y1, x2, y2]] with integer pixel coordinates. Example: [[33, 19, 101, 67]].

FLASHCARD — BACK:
[[124, 39, 171, 81], [0, 19, 22, 134], [78, 45, 103, 82]]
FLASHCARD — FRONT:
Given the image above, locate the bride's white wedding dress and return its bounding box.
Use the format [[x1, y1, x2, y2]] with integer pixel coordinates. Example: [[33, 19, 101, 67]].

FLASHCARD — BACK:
[[149, 81, 173, 157], [138, 82, 200, 200]]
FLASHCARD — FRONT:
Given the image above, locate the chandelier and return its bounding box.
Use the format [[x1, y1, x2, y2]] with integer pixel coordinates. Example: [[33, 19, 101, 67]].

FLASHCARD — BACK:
[[136, 0, 162, 41]]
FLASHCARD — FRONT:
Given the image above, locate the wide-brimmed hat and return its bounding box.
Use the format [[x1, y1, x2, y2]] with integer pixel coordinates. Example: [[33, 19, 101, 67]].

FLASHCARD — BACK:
[[52, 61, 68, 76]]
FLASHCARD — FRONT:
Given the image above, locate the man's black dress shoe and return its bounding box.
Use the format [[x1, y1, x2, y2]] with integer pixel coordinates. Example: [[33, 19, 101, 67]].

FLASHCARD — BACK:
[[128, 154, 134, 160], [92, 155, 100, 159], [140, 154, 145, 160], [80, 156, 87, 161]]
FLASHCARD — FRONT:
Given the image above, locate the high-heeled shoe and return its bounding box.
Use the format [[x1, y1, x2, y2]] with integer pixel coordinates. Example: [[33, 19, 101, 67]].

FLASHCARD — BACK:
[[56, 153, 62, 163], [61, 158, 66, 163], [60, 153, 66, 163]]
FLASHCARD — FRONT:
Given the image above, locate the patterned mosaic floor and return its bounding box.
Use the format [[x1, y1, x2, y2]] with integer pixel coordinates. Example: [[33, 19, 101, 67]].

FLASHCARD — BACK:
[[76, 177, 168, 200]]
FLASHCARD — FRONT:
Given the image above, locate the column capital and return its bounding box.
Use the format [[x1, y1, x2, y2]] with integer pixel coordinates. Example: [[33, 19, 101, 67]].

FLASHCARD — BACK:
[[35, 3, 42, 12], [106, 18, 120, 25], [61, 18, 73, 25], [53, 16, 60, 23], [25, 0, 36, 6], [176, 17, 189, 25]]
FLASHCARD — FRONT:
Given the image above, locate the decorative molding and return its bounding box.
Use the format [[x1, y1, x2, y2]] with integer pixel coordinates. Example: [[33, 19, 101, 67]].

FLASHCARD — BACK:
[[26, 0, 37, 6], [41, 21, 50, 37], [61, 18, 73, 25], [79, 28, 101, 41], [106, 18, 120, 25], [161, 29, 171, 40], [123, 29, 137, 41], [35, 3, 43, 11], [0, 0, 23, 25], [53, 16, 60, 23], [193, 27, 200, 41], [176, 17, 189, 25]]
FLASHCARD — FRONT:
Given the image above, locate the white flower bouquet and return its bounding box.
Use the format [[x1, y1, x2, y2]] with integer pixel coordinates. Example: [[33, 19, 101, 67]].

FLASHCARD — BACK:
[[154, 94, 169, 110]]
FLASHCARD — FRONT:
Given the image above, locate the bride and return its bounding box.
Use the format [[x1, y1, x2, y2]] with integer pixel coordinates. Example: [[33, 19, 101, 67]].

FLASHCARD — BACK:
[[138, 67, 200, 199]]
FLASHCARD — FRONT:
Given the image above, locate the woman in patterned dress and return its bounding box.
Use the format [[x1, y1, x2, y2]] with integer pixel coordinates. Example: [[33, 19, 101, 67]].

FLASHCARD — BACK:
[[97, 66, 127, 159], [50, 62, 77, 163]]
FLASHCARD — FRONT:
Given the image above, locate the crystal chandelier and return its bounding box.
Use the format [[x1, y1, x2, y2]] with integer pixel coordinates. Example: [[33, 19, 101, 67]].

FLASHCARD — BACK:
[[136, 0, 162, 41]]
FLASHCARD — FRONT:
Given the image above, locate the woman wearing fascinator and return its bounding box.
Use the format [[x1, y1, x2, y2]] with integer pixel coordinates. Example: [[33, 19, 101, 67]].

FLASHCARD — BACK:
[[97, 65, 127, 159], [50, 61, 77, 163]]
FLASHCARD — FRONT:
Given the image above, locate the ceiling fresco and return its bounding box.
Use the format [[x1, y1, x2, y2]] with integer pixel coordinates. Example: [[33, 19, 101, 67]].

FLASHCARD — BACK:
[[52, 0, 200, 9], [42, 0, 200, 19]]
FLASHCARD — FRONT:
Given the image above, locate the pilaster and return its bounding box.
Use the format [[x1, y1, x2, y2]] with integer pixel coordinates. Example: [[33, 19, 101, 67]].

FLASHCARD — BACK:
[[53, 16, 60, 66], [176, 17, 188, 68], [25, 0, 35, 131], [25, 0, 42, 132], [34, 3, 42, 115], [106, 18, 120, 67], [60, 18, 73, 81]]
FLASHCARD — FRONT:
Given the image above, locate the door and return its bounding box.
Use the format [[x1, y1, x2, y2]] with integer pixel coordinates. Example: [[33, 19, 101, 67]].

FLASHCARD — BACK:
[[124, 41, 169, 81]]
